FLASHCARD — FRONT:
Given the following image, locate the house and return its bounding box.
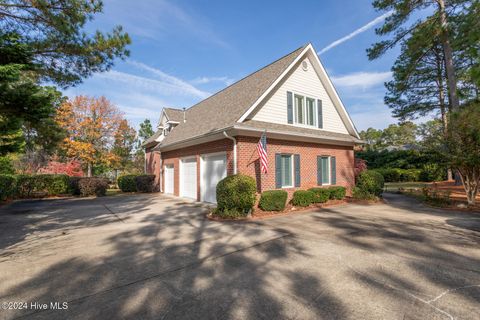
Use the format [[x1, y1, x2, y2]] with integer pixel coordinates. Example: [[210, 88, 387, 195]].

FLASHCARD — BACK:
[[144, 43, 362, 203]]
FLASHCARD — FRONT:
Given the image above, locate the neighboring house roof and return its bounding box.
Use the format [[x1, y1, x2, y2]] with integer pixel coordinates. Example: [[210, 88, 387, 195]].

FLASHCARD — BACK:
[[146, 43, 361, 150], [160, 44, 308, 146]]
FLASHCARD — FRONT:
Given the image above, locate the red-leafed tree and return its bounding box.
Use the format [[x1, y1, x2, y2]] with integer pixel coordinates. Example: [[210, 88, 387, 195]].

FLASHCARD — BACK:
[[38, 159, 83, 176]]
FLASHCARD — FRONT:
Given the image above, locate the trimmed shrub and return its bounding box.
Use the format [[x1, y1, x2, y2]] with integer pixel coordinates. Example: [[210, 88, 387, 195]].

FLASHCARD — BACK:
[[78, 178, 108, 197], [69, 176, 82, 195], [356, 170, 384, 196], [308, 188, 330, 203], [216, 174, 256, 217], [15, 174, 37, 198], [118, 175, 137, 192], [44, 174, 70, 195], [259, 190, 288, 211], [399, 169, 421, 182], [0, 174, 16, 201], [291, 190, 315, 207], [373, 168, 400, 182], [352, 187, 378, 200], [15, 174, 70, 198], [328, 186, 346, 200], [135, 174, 155, 192]]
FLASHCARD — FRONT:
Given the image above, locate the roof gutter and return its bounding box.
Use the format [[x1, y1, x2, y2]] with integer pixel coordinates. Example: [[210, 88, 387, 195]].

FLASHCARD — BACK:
[[223, 131, 237, 174]]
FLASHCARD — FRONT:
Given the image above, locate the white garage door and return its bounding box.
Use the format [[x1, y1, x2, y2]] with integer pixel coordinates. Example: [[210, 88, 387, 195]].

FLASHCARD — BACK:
[[201, 153, 227, 203], [180, 157, 197, 199], [164, 165, 174, 194]]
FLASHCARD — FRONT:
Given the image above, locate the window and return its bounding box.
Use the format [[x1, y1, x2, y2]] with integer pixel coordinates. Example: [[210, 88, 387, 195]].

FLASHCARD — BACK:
[[280, 154, 293, 187], [306, 98, 316, 126], [293, 93, 316, 127], [320, 156, 330, 185], [294, 95, 304, 124]]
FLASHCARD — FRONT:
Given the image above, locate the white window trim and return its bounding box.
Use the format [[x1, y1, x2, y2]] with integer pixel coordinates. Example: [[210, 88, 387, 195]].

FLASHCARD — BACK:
[[292, 91, 318, 128], [320, 156, 331, 186], [280, 154, 294, 188]]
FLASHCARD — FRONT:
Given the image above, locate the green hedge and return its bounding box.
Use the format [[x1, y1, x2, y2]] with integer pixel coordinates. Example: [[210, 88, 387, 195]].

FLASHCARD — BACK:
[[15, 174, 70, 198], [291, 190, 315, 207], [356, 170, 384, 197], [118, 175, 137, 192], [372, 168, 421, 182], [216, 174, 256, 218], [117, 174, 156, 192], [328, 186, 346, 200], [0, 174, 16, 201], [78, 178, 108, 197], [259, 190, 288, 211], [308, 188, 330, 203], [136, 175, 155, 192]]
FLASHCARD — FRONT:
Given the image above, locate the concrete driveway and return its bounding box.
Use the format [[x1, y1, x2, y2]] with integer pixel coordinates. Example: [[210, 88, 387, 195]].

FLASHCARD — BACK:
[[0, 193, 479, 320]]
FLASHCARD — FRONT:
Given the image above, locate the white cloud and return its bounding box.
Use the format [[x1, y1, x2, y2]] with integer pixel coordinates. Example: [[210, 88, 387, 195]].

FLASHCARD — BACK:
[[318, 11, 394, 55], [102, 0, 229, 48], [331, 71, 392, 89], [190, 76, 235, 86], [126, 60, 210, 99]]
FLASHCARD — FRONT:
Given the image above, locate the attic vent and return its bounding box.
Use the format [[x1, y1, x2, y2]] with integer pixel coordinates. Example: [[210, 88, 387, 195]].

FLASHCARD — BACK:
[[301, 60, 308, 71]]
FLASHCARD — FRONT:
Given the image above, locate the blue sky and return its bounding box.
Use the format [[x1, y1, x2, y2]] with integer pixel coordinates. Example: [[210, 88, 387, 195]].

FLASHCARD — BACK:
[[65, 0, 406, 131]]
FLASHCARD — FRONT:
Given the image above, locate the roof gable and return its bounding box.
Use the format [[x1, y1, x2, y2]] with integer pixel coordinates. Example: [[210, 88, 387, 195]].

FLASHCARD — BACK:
[[160, 45, 308, 146], [238, 44, 359, 138]]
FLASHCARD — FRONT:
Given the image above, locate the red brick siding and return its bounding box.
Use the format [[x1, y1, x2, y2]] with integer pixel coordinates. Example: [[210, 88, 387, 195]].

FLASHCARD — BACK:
[[160, 138, 234, 199], [145, 147, 161, 190], [156, 136, 354, 201], [236, 136, 355, 198]]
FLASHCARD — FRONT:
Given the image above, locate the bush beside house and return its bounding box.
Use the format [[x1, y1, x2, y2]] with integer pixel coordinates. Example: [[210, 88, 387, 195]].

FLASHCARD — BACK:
[[308, 188, 330, 203], [291, 190, 315, 207], [215, 174, 256, 218], [118, 174, 156, 192], [353, 170, 385, 200], [258, 190, 288, 211]]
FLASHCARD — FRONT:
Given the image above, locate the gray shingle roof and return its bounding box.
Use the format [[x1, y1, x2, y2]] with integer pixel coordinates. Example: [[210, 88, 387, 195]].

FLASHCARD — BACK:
[[160, 44, 308, 146], [142, 129, 162, 147], [164, 108, 184, 122]]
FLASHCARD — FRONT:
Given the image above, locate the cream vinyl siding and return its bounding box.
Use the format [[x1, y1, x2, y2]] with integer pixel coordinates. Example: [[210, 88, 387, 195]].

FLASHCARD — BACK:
[[250, 57, 348, 134]]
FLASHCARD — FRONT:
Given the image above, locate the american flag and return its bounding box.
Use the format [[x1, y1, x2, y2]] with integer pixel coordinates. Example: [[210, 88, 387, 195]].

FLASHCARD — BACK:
[[257, 132, 268, 174]]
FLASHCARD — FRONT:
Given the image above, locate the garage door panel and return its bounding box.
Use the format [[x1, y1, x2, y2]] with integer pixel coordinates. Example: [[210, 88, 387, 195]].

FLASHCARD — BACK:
[[164, 165, 174, 194], [201, 153, 227, 203], [180, 158, 197, 200]]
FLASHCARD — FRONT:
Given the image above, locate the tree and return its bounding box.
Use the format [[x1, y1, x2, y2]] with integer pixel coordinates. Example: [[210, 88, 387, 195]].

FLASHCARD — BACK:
[[0, 32, 65, 155], [368, 0, 476, 111], [381, 122, 417, 149], [112, 119, 137, 173], [56, 96, 122, 177], [138, 119, 154, 142], [0, 0, 131, 87], [38, 159, 83, 176], [439, 100, 480, 205], [359, 128, 383, 150]]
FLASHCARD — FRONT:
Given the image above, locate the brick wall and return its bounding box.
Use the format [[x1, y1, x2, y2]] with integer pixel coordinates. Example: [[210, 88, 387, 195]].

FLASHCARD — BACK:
[[145, 147, 161, 190], [236, 136, 355, 198], [151, 136, 354, 201], [160, 138, 234, 199]]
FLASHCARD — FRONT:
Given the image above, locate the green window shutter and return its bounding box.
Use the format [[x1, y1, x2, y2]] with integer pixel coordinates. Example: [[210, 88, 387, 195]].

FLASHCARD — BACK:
[[317, 156, 322, 185], [275, 154, 282, 188], [331, 156, 336, 185], [294, 154, 300, 187], [317, 99, 323, 129], [287, 91, 293, 124]]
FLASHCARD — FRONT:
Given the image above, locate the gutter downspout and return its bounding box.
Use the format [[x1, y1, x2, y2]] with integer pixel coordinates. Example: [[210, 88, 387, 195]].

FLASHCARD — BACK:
[[223, 131, 237, 174]]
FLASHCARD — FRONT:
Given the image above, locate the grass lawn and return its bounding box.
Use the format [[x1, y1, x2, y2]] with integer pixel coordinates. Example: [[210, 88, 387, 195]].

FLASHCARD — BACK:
[[106, 188, 122, 196], [384, 182, 428, 192]]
